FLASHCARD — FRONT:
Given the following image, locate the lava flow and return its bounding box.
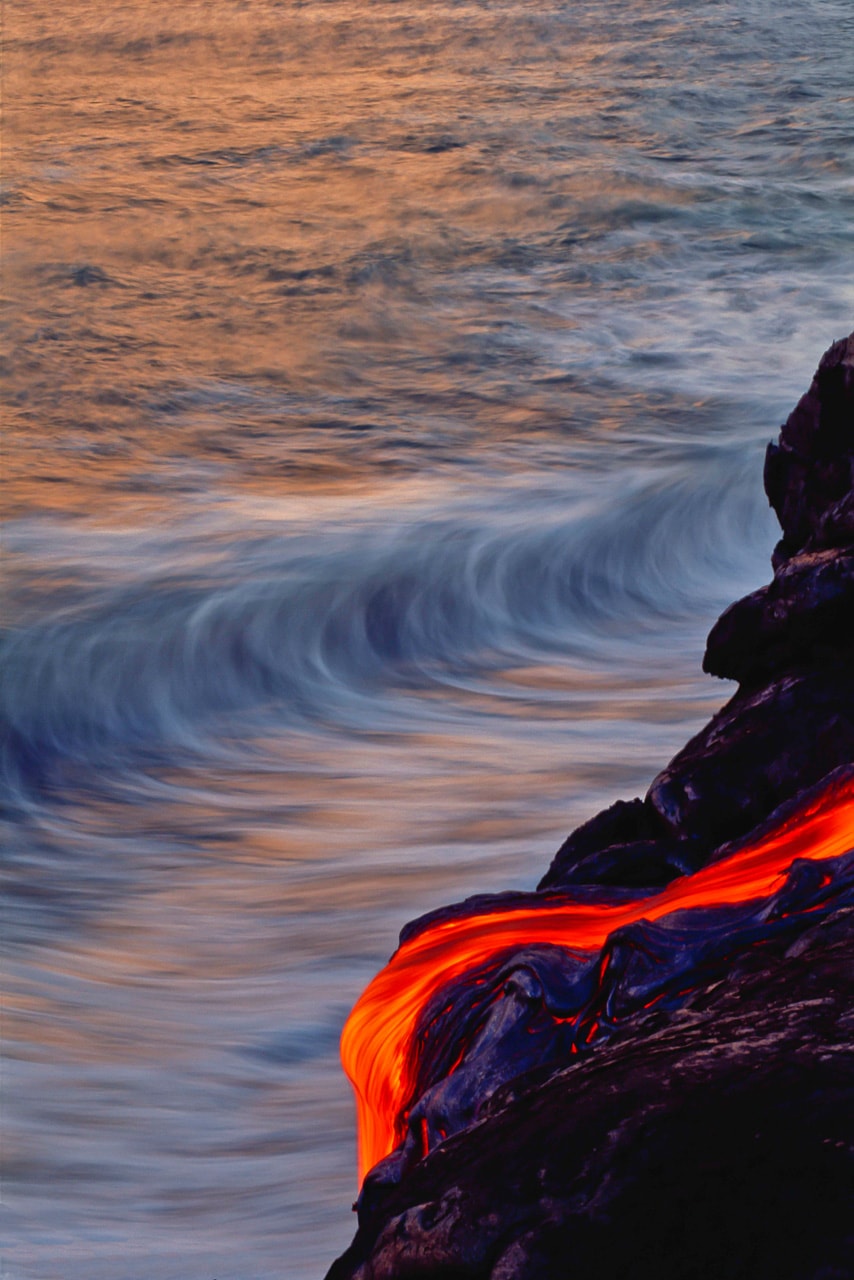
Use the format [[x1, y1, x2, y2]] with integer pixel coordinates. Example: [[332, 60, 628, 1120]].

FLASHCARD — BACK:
[[341, 774, 854, 1184]]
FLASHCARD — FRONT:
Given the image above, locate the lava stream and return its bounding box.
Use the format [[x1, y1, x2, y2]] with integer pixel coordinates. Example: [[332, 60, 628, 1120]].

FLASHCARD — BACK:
[[341, 776, 854, 1183]]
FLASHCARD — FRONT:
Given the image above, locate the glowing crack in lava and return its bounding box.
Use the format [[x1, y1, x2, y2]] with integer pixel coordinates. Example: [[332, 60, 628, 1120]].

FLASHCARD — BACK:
[[341, 775, 854, 1184]]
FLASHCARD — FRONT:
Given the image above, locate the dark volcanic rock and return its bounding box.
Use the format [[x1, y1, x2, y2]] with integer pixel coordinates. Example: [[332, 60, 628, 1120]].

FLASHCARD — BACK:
[[703, 549, 854, 684], [647, 661, 854, 847], [808, 487, 854, 551], [537, 796, 696, 890], [546, 796, 654, 862], [328, 911, 854, 1280], [764, 332, 854, 566], [538, 833, 704, 889]]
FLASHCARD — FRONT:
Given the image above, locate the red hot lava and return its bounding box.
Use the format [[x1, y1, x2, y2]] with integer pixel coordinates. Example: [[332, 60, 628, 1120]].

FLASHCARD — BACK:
[[341, 775, 854, 1184]]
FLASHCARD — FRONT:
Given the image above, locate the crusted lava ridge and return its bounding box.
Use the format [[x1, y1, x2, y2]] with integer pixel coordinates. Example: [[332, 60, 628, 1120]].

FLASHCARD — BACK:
[[329, 907, 854, 1280], [325, 335, 854, 1280]]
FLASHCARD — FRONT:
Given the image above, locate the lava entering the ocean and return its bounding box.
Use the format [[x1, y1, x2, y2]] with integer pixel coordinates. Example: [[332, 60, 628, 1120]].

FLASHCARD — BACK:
[[341, 773, 854, 1185]]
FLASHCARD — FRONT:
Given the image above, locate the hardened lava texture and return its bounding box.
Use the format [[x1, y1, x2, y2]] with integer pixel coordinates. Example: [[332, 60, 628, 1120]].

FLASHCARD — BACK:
[[328, 908, 854, 1280]]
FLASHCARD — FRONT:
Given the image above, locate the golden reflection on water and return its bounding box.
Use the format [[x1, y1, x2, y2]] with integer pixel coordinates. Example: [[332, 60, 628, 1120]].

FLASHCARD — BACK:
[[1, 0, 629, 518]]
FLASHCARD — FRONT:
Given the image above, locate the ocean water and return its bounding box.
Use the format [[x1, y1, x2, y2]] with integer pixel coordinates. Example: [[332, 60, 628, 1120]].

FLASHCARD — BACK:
[[2, 1, 853, 1275]]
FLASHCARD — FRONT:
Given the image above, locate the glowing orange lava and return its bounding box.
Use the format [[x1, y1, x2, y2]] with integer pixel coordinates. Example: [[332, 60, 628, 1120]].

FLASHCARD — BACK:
[[342, 777, 854, 1183]]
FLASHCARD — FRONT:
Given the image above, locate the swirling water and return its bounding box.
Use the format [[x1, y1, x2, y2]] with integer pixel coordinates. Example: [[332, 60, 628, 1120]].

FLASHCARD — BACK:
[[2, 0, 853, 1275]]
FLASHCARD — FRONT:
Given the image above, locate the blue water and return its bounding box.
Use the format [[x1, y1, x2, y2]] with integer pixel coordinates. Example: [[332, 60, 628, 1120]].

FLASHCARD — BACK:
[[2, 0, 853, 1275]]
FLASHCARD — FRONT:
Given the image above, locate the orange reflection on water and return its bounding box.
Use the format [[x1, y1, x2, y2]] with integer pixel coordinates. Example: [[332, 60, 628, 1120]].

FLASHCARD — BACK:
[[3, 0, 623, 520], [342, 775, 854, 1182]]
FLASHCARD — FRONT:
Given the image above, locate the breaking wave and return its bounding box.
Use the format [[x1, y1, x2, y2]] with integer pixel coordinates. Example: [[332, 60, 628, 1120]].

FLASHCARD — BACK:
[[1, 448, 774, 802]]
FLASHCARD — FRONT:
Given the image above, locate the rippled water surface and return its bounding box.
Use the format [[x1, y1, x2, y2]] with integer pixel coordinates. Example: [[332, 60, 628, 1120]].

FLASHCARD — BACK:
[[3, 1, 853, 1275]]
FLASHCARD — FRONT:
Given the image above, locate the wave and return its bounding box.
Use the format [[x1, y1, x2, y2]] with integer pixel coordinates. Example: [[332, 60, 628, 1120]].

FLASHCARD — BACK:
[[0, 451, 774, 804]]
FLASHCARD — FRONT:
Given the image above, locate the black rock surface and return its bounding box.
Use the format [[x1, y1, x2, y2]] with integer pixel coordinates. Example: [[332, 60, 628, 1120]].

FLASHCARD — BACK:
[[702, 548, 854, 685], [764, 333, 854, 565], [325, 336, 854, 1280]]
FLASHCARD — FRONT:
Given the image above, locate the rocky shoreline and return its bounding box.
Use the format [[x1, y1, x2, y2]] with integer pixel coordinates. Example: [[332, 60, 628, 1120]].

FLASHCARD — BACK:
[[326, 335, 854, 1280]]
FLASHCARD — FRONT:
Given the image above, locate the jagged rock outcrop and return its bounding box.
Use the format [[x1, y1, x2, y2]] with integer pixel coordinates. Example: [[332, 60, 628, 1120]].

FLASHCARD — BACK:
[[542, 331, 854, 892], [702, 549, 854, 685], [326, 336, 854, 1280], [541, 654, 854, 890], [764, 333, 854, 566]]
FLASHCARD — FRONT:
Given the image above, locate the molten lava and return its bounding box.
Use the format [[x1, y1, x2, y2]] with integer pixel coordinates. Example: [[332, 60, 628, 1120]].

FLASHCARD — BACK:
[[341, 776, 854, 1183]]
